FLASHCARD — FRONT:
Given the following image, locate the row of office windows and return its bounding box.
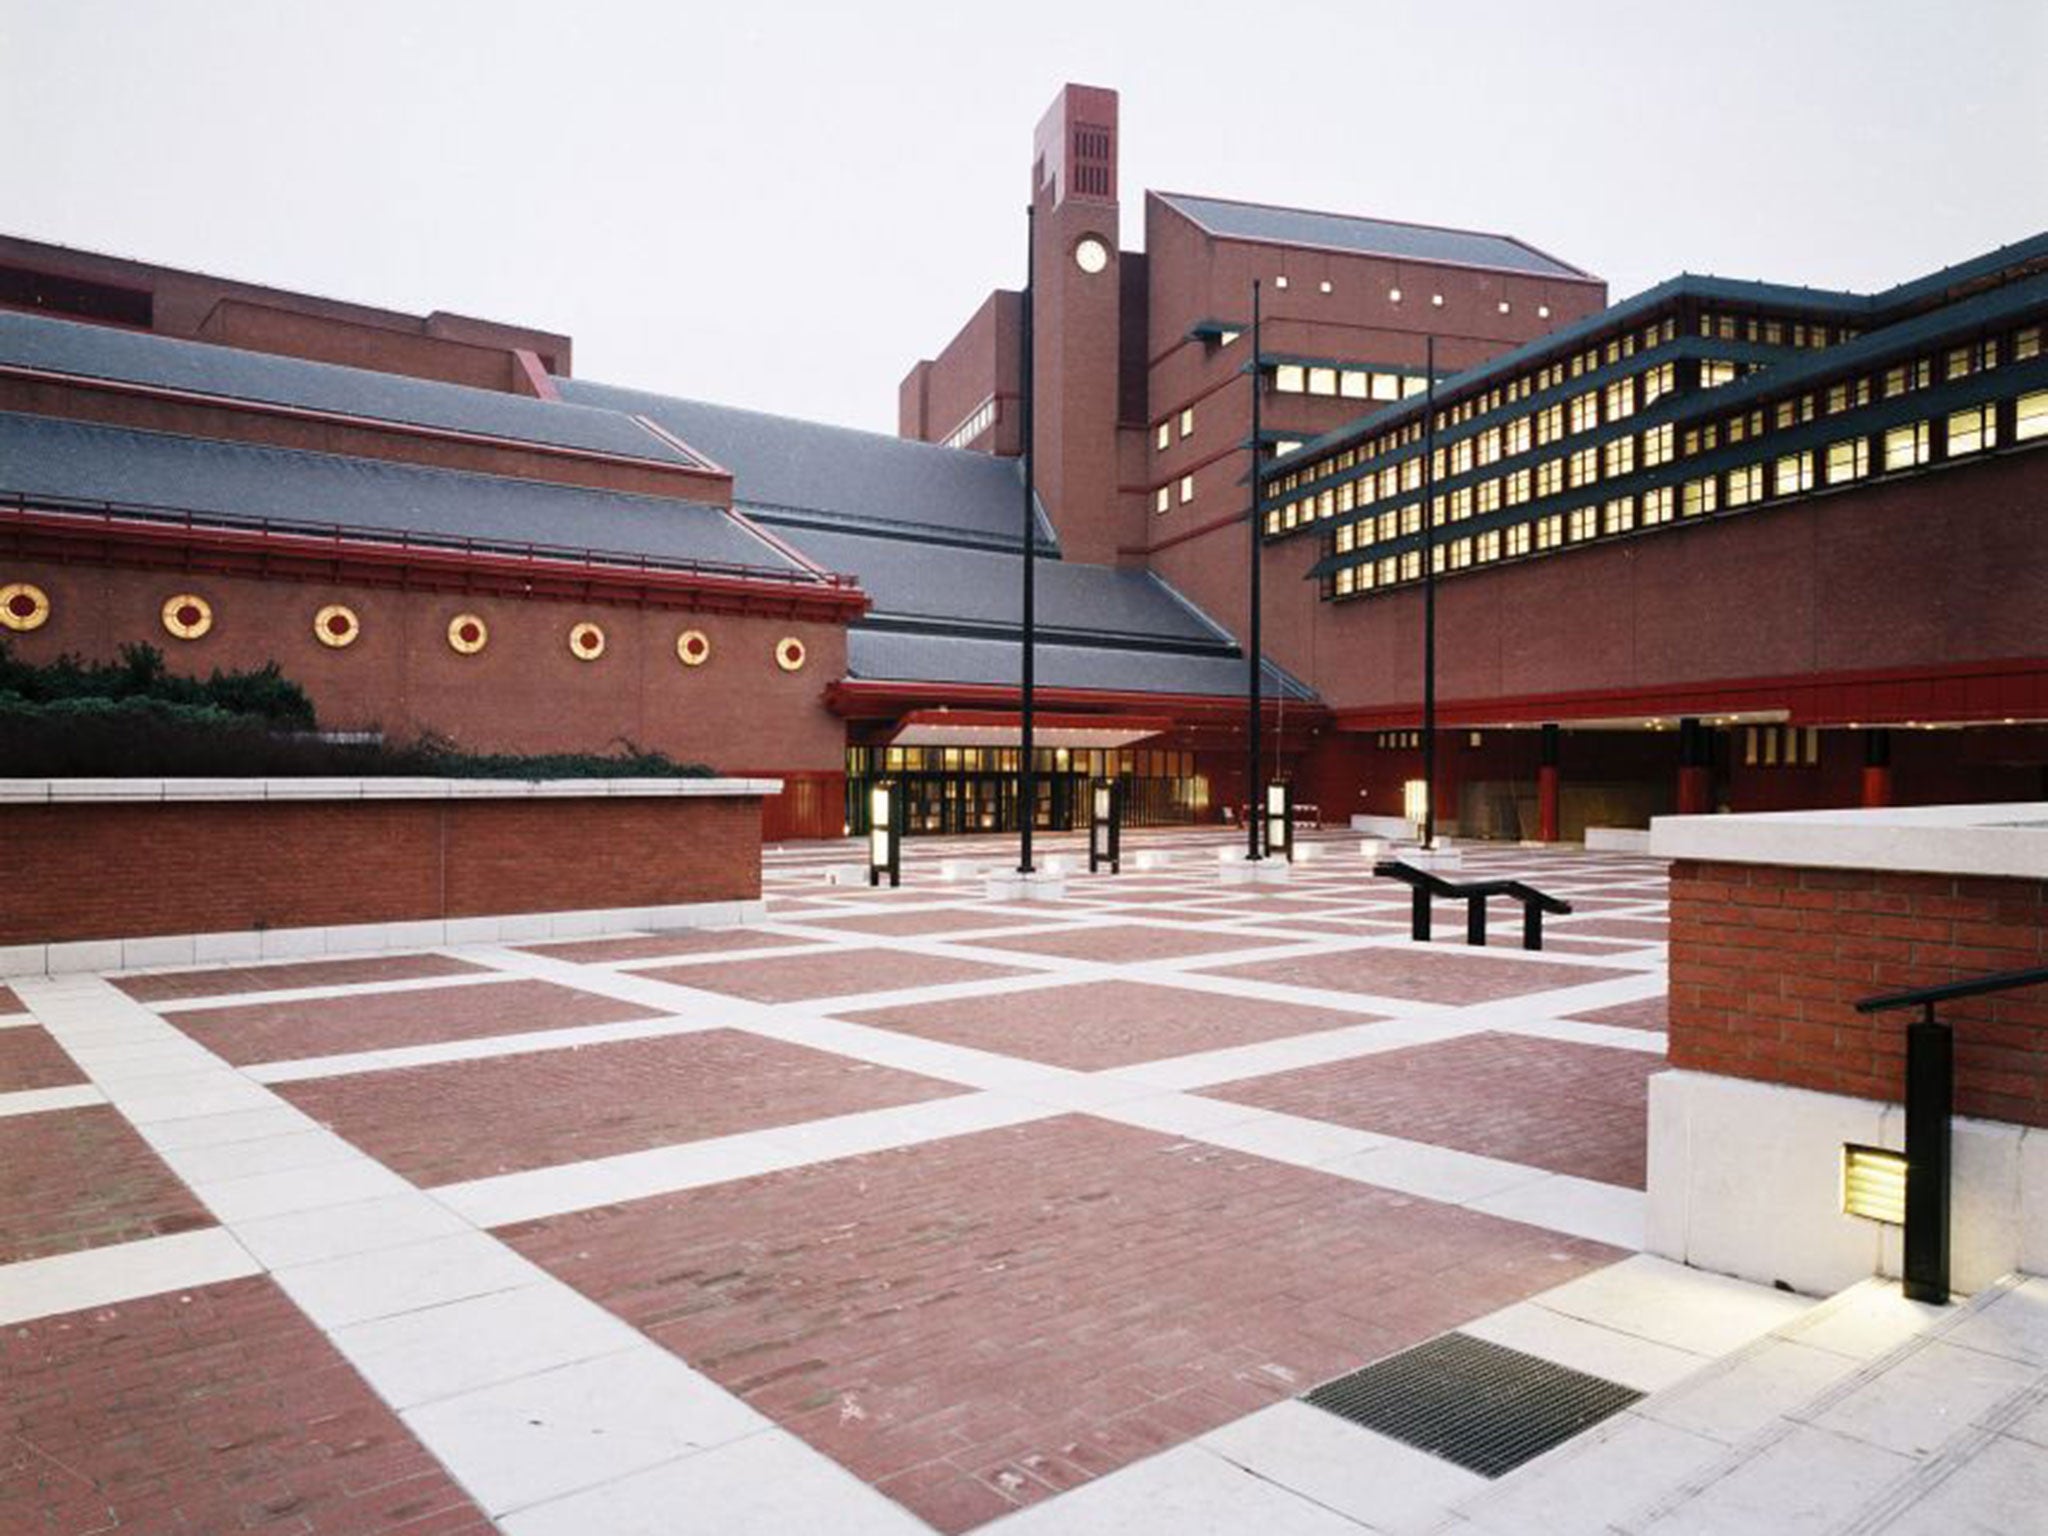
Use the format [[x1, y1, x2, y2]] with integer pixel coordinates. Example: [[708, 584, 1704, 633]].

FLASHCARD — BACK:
[[1271, 363, 1431, 402], [1323, 387, 2048, 600], [939, 398, 997, 451], [1154, 406, 1195, 450], [1154, 473, 1197, 513], [1273, 321, 2044, 541]]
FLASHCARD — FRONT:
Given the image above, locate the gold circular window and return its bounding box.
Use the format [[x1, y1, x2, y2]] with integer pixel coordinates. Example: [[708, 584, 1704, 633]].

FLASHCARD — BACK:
[[448, 613, 489, 655], [0, 582, 50, 632], [774, 635, 807, 673], [161, 593, 213, 640], [314, 604, 361, 648], [676, 628, 711, 667], [568, 621, 606, 661]]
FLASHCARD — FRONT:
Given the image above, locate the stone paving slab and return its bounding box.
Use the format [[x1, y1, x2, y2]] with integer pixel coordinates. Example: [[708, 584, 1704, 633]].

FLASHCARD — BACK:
[[277, 1029, 970, 1185], [167, 977, 667, 1064]]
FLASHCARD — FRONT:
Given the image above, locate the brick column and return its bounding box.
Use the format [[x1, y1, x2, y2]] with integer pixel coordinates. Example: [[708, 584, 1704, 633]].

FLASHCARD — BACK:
[[1537, 722, 1561, 842], [1676, 716, 1712, 815], [1861, 727, 1894, 808]]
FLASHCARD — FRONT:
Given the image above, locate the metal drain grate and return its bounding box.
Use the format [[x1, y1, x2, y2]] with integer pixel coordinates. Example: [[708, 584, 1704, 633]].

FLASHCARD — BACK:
[[1302, 1331, 1642, 1478]]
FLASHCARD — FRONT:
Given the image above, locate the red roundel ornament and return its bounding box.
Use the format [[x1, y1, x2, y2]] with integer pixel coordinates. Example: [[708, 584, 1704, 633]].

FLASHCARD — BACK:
[[569, 621, 606, 661], [676, 628, 711, 667], [314, 604, 361, 648], [448, 613, 489, 655], [774, 635, 806, 673], [0, 582, 50, 632], [161, 592, 214, 640]]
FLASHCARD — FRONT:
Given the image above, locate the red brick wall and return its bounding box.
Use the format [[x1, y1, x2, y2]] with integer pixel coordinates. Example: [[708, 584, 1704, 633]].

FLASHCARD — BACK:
[[1, 558, 848, 775], [1668, 858, 2048, 1128], [0, 796, 764, 944]]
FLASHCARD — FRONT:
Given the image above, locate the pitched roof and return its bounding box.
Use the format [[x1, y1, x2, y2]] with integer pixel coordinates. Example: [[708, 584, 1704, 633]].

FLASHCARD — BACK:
[[847, 629, 1316, 701], [556, 378, 1045, 547], [1155, 193, 1590, 279], [0, 310, 692, 466], [0, 412, 800, 573]]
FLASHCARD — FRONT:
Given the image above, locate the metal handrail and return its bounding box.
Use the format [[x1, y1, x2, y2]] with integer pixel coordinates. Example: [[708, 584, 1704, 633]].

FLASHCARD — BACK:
[[1854, 963, 2048, 1016], [1, 490, 860, 590], [1372, 859, 1572, 950]]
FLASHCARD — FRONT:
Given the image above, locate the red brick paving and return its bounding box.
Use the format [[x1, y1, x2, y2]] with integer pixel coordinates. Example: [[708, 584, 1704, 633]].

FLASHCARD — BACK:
[[0, 1107, 213, 1263], [0, 985, 22, 1014], [1201, 946, 1629, 1004], [1559, 918, 1670, 942], [279, 1030, 967, 1186], [117, 951, 486, 1003], [1567, 995, 1671, 1032], [496, 1114, 1621, 1533], [166, 979, 664, 1066], [841, 981, 1379, 1071], [522, 928, 808, 963], [970, 924, 1300, 964], [0, 1027, 86, 1092], [639, 949, 1029, 1003], [798, 908, 1064, 939], [0, 1276, 494, 1535], [1204, 1032, 1661, 1188]]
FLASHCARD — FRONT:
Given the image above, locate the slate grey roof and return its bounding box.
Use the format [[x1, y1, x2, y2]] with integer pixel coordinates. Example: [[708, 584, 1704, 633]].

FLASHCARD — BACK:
[[556, 378, 1040, 546], [1155, 193, 1589, 279], [0, 412, 803, 573], [0, 310, 694, 466], [848, 629, 1315, 701], [780, 525, 1218, 642]]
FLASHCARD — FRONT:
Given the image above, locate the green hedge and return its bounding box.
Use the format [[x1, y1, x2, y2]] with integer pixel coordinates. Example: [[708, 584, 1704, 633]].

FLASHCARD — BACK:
[[0, 644, 713, 780]]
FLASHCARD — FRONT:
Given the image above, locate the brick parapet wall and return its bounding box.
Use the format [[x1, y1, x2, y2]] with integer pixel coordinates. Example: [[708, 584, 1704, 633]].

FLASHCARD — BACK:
[[1, 795, 763, 945], [1668, 858, 2048, 1128]]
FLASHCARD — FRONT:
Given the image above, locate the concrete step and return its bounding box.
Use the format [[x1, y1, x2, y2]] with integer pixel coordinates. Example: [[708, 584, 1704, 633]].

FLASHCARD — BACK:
[[1439, 1272, 2048, 1535]]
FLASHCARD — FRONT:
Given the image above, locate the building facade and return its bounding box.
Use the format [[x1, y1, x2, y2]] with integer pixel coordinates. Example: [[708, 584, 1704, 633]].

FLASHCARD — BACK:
[[4, 84, 2044, 839]]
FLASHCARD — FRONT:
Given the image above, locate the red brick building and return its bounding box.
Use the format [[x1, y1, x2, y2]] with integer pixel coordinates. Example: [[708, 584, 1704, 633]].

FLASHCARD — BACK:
[[4, 83, 2044, 839]]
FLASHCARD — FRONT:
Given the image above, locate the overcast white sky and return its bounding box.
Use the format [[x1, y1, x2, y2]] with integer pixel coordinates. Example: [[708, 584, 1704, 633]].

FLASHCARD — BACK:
[[3, 0, 2043, 434]]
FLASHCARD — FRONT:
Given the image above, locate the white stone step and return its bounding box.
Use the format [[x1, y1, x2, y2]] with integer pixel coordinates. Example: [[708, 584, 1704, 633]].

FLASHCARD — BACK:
[[1437, 1272, 2048, 1536]]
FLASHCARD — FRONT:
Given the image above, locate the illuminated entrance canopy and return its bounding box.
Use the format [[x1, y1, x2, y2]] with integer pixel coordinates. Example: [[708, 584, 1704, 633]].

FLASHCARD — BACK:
[[889, 709, 1171, 752]]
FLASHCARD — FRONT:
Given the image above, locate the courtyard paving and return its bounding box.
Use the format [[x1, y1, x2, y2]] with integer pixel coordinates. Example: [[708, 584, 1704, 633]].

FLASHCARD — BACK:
[[2, 829, 1719, 1532]]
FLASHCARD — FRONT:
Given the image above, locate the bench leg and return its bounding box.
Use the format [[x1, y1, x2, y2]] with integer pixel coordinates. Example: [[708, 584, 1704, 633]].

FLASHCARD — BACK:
[[1412, 886, 1431, 942], [1523, 906, 1543, 951], [1467, 896, 1487, 947]]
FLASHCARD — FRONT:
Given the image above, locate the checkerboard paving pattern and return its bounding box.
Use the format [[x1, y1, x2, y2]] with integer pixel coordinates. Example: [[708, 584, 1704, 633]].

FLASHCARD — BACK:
[[5, 829, 1677, 1534]]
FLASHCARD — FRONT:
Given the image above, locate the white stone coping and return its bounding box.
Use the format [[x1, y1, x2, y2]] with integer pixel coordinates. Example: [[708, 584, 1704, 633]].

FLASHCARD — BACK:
[[1650, 802, 2048, 880], [0, 776, 784, 805]]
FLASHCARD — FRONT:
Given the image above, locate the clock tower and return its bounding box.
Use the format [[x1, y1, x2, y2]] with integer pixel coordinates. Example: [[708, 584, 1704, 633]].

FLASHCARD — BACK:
[[1030, 84, 1135, 565]]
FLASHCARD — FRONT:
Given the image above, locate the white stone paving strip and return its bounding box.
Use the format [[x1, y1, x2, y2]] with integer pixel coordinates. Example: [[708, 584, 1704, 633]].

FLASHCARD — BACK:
[[0, 1082, 106, 1117], [10, 972, 928, 1534]]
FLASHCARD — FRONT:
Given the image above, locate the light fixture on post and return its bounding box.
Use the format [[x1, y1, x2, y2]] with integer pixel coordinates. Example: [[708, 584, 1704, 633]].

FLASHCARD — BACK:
[[868, 781, 901, 889], [1264, 780, 1294, 862], [1841, 1144, 1907, 1226], [1403, 777, 1429, 842], [1089, 777, 1121, 875]]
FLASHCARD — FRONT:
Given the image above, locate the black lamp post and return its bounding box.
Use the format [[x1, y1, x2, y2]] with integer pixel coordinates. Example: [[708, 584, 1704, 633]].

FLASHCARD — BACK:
[[1018, 203, 1037, 874], [1421, 334, 1438, 848], [1246, 279, 1264, 860]]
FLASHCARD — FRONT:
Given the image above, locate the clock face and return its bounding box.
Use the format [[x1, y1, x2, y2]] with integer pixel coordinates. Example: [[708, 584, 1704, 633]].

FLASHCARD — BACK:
[[1074, 236, 1110, 275]]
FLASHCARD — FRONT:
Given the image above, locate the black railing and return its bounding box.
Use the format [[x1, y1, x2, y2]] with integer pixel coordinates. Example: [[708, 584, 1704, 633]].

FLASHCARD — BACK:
[[1854, 964, 2048, 1306], [2, 491, 858, 591], [1373, 860, 1572, 951]]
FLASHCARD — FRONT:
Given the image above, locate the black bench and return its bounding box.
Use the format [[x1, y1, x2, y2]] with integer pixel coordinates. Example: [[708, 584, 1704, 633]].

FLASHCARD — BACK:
[[1372, 860, 1572, 951]]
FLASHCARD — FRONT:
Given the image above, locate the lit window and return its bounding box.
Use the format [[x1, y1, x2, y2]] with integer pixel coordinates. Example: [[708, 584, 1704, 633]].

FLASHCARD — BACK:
[[1341, 370, 1370, 399], [1602, 496, 1636, 534], [1505, 416, 1532, 456], [1380, 555, 1399, 585], [1400, 549, 1422, 580], [1682, 477, 1719, 517], [1603, 377, 1637, 421], [1536, 404, 1564, 445], [1337, 481, 1355, 514], [1275, 364, 1305, 393], [1568, 507, 1598, 541], [1308, 367, 1338, 396], [1569, 391, 1599, 434], [1947, 404, 1998, 456], [1505, 468, 1531, 505], [2016, 326, 2042, 362], [1334, 565, 1356, 596], [1450, 487, 1474, 521], [1451, 439, 1474, 475], [1883, 422, 1931, 471], [1377, 510, 1397, 540], [1535, 513, 1564, 549], [1568, 447, 1599, 488], [1883, 359, 1932, 398], [1476, 479, 1501, 514], [1727, 464, 1764, 507], [1642, 486, 1675, 525], [1155, 486, 1170, 514], [1477, 529, 1501, 561], [1156, 422, 1171, 451], [1826, 438, 1869, 484], [1373, 372, 1401, 401], [1219, 329, 1241, 346], [1179, 407, 1195, 439], [1700, 359, 1737, 388], [1643, 423, 1675, 468], [1643, 362, 1676, 405], [1318, 488, 1336, 520], [1401, 458, 1422, 492], [1265, 510, 1281, 533], [1179, 474, 1196, 504], [1603, 436, 1636, 477], [1400, 502, 1422, 535], [2017, 389, 2048, 441], [1775, 452, 1814, 495], [1537, 458, 1564, 497], [1449, 538, 1473, 569], [1335, 523, 1356, 554], [1506, 523, 1532, 556]]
